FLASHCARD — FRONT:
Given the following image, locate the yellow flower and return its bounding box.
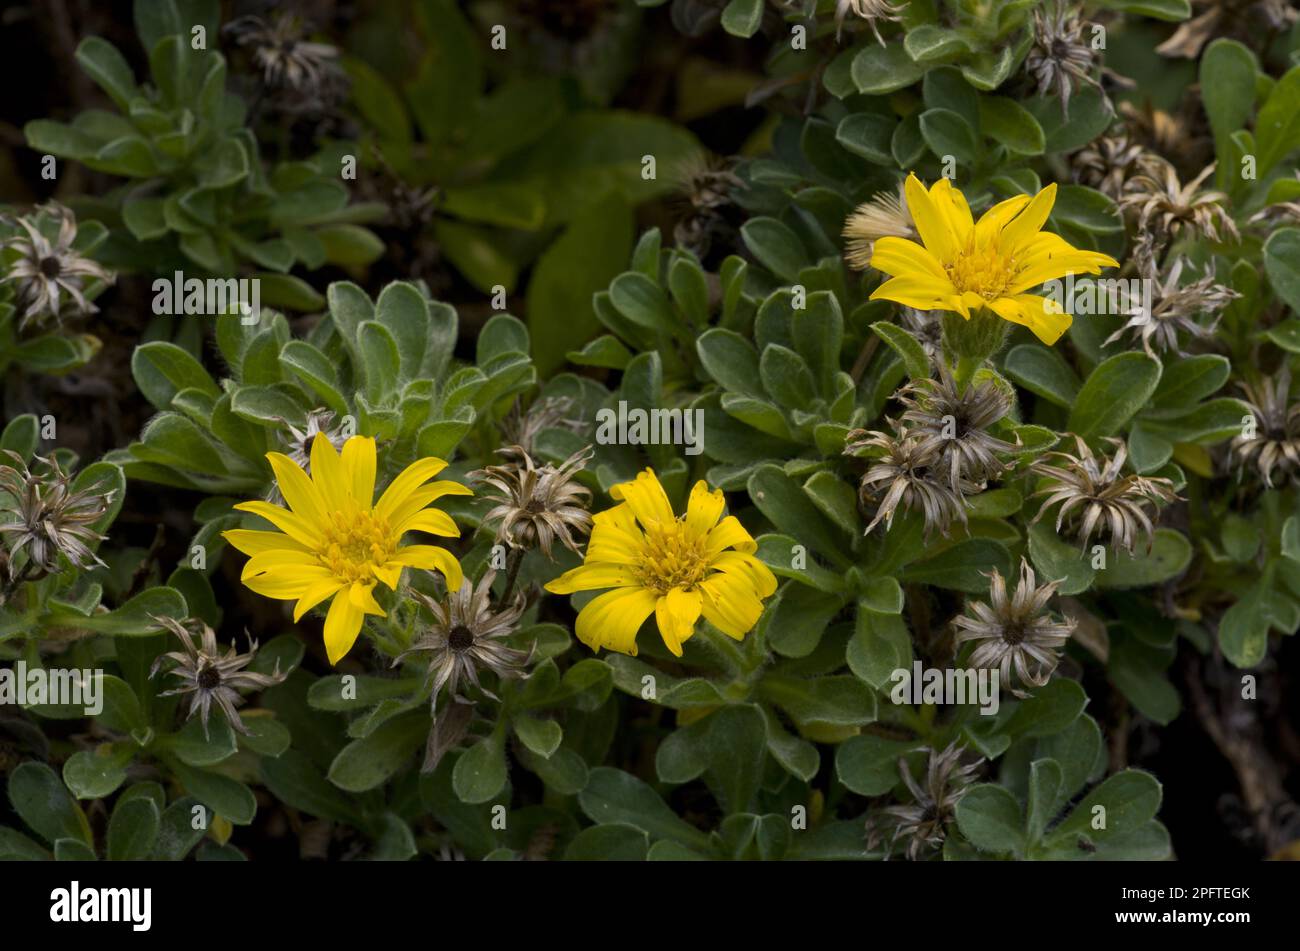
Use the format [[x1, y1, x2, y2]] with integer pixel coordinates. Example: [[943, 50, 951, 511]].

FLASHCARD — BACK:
[[867, 173, 1120, 345], [544, 469, 777, 657], [222, 435, 471, 664]]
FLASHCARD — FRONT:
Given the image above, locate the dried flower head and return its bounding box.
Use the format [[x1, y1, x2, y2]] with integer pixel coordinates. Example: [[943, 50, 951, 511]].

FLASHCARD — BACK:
[[1156, 0, 1296, 58], [1032, 436, 1178, 553], [500, 396, 585, 458], [279, 410, 350, 476], [0, 451, 114, 580], [397, 571, 532, 709], [1, 203, 113, 333], [473, 446, 594, 559], [149, 616, 286, 738], [835, 0, 906, 45], [1229, 367, 1300, 488], [1072, 132, 1146, 199], [670, 153, 745, 259], [844, 182, 914, 271], [1103, 257, 1239, 357], [896, 364, 1018, 489], [866, 743, 981, 860], [953, 558, 1076, 696], [898, 307, 943, 362], [1120, 156, 1239, 246], [845, 427, 970, 537], [224, 14, 345, 96], [1026, 2, 1104, 118]]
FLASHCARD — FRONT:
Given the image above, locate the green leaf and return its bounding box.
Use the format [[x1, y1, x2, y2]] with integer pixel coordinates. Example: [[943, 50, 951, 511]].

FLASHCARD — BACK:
[[172, 762, 256, 825], [835, 113, 897, 164], [1003, 343, 1081, 407], [9, 762, 92, 847], [76, 37, 138, 110], [1256, 65, 1300, 174], [741, 217, 811, 283], [527, 194, 633, 374], [1094, 529, 1192, 589], [1264, 228, 1300, 315], [579, 767, 711, 850], [1049, 769, 1162, 844], [107, 797, 160, 861], [564, 824, 649, 860], [835, 734, 912, 796], [919, 108, 979, 166], [871, 321, 930, 379], [452, 728, 509, 804], [955, 784, 1025, 854], [328, 713, 428, 793], [720, 0, 763, 37], [1067, 352, 1162, 439], [852, 43, 925, 95], [132, 341, 220, 411], [978, 96, 1045, 155], [1200, 40, 1258, 159]]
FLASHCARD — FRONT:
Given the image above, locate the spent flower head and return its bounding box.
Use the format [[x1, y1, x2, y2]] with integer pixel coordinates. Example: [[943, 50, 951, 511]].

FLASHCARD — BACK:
[[0, 451, 114, 580], [846, 427, 971, 537], [1072, 131, 1146, 199], [396, 571, 531, 709], [1026, 1, 1104, 118], [1032, 436, 1178, 554], [1119, 156, 1239, 246], [1103, 257, 1239, 357], [896, 363, 1018, 489], [835, 0, 907, 45], [1230, 368, 1300, 489], [866, 743, 982, 860], [473, 446, 594, 560], [149, 616, 286, 738], [953, 558, 1076, 696], [844, 182, 915, 271], [224, 13, 346, 102], [1, 203, 113, 333]]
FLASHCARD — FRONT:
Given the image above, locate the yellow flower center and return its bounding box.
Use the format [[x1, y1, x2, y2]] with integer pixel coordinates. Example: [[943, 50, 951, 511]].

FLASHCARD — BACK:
[[637, 520, 710, 594], [946, 241, 1017, 300], [319, 509, 395, 583]]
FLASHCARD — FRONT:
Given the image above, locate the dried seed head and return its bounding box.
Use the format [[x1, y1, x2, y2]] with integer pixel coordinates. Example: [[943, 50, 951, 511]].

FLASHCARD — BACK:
[[149, 616, 286, 738], [472, 446, 594, 559], [0, 451, 115, 580], [1031, 435, 1179, 554], [1072, 131, 1146, 200], [1, 203, 114, 333], [224, 13, 347, 110], [1103, 257, 1239, 357], [396, 572, 532, 711], [835, 0, 906, 45], [845, 426, 971, 538], [866, 743, 982, 860], [952, 558, 1076, 696], [1026, 1, 1104, 118], [1229, 367, 1300, 489], [844, 182, 915, 270], [1119, 155, 1239, 247], [896, 363, 1018, 490]]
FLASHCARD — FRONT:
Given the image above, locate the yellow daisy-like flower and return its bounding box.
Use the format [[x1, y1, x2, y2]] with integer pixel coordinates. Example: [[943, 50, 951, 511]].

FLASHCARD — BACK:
[[221, 435, 471, 665], [544, 469, 777, 657], [868, 173, 1120, 345]]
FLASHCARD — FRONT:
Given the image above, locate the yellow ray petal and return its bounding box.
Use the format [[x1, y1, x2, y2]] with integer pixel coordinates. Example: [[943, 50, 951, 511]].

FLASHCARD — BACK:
[[374, 456, 450, 521], [232, 500, 322, 548], [931, 177, 974, 243], [347, 581, 385, 615], [222, 528, 310, 556], [869, 275, 962, 312], [240, 548, 321, 581], [573, 586, 659, 655], [998, 183, 1057, 253], [323, 592, 364, 664], [293, 578, 346, 622], [710, 550, 778, 599], [904, 174, 960, 263], [655, 587, 703, 657], [387, 544, 462, 589], [310, 432, 352, 512], [341, 436, 376, 507], [544, 562, 642, 594], [267, 452, 327, 524], [609, 468, 675, 527], [974, 194, 1031, 243], [869, 236, 948, 281], [243, 564, 336, 600], [698, 571, 766, 640], [398, 508, 461, 538], [385, 481, 473, 531], [987, 294, 1073, 345], [704, 514, 757, 557], [684, 480, 725, 538]]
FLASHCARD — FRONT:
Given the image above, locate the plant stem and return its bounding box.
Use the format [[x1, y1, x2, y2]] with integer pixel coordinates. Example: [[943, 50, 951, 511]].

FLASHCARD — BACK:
[[500, 547, 525, 603]]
